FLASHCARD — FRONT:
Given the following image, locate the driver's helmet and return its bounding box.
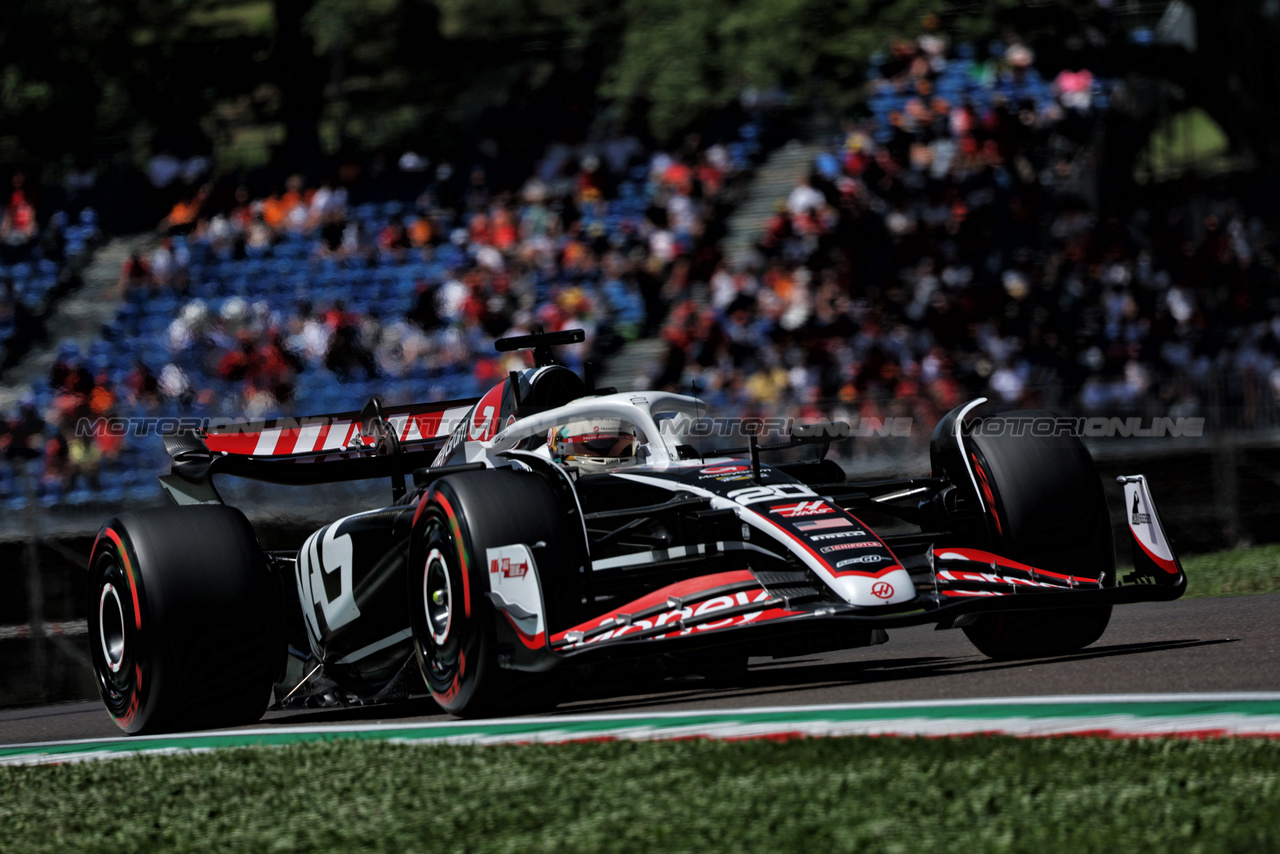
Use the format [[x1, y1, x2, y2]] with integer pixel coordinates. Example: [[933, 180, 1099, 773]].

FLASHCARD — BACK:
[[548, 418, 639, 473]]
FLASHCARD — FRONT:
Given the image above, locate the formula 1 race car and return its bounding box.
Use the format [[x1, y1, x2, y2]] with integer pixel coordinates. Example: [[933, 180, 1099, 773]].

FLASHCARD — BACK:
[[87, 328, 1187, 733]]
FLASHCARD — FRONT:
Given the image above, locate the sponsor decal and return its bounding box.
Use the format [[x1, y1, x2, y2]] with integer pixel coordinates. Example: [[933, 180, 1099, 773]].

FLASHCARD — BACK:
[[808, 530, 867, 541], [297, 521, 361, 636], [795, 518, 853, 532], [490, 556, 529, 579], [820, 541, 878, 553], [1131, 493, 1151, 525], [560, 589, 783, 649], [434, 414, 469, 465], [468, 382, 506, 441], [770, 500, 832, 518], [470, 405, 496, 440], [699, 471, 754, 482], [871, 581, 895, 599], [835, 555, 889, 567], [702, 465, 749, 475]]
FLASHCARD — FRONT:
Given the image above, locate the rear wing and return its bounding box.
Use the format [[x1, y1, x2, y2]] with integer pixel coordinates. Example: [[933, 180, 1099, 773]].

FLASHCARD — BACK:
[[197, 398, 477, 457], [159, 397, 479, 502]]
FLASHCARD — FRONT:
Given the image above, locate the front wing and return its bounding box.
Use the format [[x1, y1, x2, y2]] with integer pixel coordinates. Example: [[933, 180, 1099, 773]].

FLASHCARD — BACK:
[[491, 474, 1185, 665]]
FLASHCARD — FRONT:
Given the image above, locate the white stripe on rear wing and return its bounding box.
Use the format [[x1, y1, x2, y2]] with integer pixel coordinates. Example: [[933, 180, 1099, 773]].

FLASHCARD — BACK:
[[198, 397, 480, 458]]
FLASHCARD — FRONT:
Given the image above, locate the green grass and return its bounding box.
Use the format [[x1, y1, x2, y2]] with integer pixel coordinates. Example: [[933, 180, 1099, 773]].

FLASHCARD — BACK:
[[3, 737, 1280, 853], [1175, 543, 1280, 599]]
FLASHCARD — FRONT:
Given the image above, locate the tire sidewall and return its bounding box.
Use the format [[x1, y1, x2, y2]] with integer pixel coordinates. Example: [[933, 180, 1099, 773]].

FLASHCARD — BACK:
[[87, 525, 156, 734], [86, 506, 280, 734], [407, 469, 584, 716], [410, 500, 496, 714]]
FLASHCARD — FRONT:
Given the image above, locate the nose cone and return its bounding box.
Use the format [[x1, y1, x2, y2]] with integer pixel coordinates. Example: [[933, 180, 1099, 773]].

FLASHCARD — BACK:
[[830, 567, 916, 606]]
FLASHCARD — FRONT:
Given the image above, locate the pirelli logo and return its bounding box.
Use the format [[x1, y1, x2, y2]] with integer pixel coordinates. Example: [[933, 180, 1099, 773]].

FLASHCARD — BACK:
[[808, 530, 867, 541]]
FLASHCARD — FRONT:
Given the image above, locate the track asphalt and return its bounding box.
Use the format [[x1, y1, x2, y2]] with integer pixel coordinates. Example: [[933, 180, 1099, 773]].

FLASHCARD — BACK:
[[3, 592, 1277, 748]]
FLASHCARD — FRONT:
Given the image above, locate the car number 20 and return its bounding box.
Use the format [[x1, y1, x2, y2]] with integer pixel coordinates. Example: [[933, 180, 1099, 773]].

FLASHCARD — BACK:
[[725, 484, 817, 506]]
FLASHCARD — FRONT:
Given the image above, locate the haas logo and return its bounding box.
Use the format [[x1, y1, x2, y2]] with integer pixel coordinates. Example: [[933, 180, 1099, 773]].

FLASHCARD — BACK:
[[871, 581, 894, 599], [490, 556, 529, 579], [771, 500, 832, 517]]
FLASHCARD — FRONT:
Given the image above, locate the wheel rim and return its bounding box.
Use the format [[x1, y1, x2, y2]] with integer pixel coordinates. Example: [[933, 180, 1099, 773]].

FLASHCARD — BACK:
[[98, 583, 126, 673], [424, 548, 452, 645], [90, 550, 135, 717]]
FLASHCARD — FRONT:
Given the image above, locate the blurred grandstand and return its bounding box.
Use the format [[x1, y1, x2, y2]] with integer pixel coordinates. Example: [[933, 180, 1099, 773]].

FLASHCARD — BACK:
[[650, 33, 1279, 457], [0, 118, 767, 513], [1, 17, 1278, 520]]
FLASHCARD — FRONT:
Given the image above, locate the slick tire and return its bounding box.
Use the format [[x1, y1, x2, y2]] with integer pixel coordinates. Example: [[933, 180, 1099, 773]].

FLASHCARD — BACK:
[[408, 469, 578, 717], [960, 411, 1115, 660], [87, 505, 283, 734]]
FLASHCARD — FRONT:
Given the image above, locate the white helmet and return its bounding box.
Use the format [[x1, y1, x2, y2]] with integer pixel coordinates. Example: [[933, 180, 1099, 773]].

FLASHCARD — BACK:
[[548, 418, 639, 473]]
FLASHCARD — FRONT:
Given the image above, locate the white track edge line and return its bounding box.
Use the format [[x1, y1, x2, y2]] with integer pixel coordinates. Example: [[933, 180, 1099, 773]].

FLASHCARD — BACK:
[[7, 692, 1280, 753]]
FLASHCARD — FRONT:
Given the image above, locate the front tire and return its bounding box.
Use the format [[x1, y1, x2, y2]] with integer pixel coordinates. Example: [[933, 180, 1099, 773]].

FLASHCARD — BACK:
[[409, 470, 580, 716], [87, 505, 283, 734], [956, 411, 1115, 660]]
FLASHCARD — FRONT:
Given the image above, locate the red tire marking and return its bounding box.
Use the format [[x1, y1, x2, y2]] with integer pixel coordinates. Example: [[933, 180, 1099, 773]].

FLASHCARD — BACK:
[[103, 528, 141, 631], [971, 454, 1002, 537], [435, 492, 470, 618]]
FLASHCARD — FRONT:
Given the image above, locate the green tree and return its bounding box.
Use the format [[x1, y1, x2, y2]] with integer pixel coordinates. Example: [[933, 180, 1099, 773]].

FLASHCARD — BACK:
[[0, 0, 273, 164], [602, 0, 930, 141]]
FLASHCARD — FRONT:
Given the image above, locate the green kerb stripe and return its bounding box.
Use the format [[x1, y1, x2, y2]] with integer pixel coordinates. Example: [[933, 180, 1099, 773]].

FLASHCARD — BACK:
[[5, 697, 1280, 762]]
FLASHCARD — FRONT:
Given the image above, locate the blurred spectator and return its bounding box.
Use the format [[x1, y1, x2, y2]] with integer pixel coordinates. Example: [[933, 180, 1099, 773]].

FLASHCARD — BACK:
[[118, 252, 152, 294], [1, 175, 39, 264]]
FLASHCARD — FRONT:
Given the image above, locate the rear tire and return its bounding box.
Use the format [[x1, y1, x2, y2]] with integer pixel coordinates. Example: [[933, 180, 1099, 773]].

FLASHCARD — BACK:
[[958, 411, 1114, 660], [409, 470, 579, 716], [87, 505, 283, 734]]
